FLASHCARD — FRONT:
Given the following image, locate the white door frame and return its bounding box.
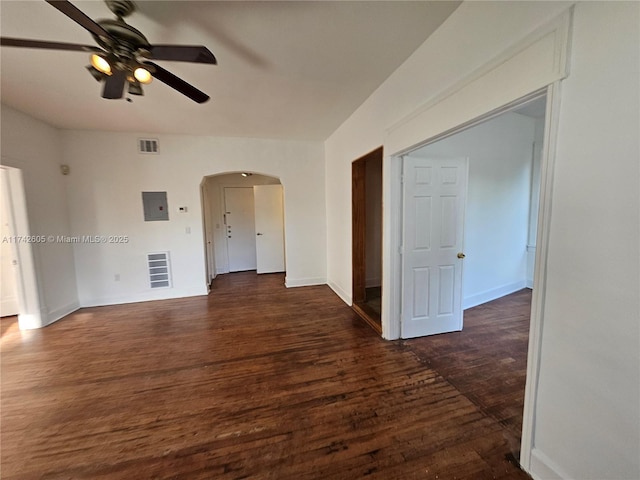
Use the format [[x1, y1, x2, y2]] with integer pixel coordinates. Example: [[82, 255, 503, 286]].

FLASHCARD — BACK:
[[199, 181, 216, 289], [386, 83, 562, 471], [0, 166, 44, 329], [200, 172, 287, 279]]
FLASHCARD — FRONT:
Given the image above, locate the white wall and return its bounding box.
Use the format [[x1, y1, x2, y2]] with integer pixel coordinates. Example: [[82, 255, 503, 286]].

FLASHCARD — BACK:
[[61, 131, 325, 306], [1, 105, 79, 326], [325, 1, 638, 478], [324, 1, 572, 305], [531, 3, 640, 479], [205, 173, 280, 275], [411, 112, 536, 309]]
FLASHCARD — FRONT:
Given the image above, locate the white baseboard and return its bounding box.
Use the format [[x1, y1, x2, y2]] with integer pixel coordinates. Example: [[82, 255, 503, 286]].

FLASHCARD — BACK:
[[529, 448, 570, 480], [45, 300, 80, 326], [0, 296, 19, 317], [79, 286, 208, 308], [328, 281, 351, 306], [284, 277, 326, 288], [16, 313, 45, 330], [463, 280, 526, 310]]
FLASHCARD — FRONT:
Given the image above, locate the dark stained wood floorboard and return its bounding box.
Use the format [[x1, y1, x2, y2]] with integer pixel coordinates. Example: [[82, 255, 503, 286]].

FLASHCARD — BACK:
[[402, 289, 532, 453], [1, 273, 530, 479]]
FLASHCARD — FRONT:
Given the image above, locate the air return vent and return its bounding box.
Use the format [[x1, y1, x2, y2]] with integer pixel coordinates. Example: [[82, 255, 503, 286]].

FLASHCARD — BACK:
[[147, 252, 172, 289], [138, 138, 159, 154]]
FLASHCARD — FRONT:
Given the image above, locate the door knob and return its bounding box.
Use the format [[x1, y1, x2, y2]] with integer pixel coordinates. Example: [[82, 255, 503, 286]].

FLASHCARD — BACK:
[[256, 233, 263, 236], [457, 252, 466, 259]]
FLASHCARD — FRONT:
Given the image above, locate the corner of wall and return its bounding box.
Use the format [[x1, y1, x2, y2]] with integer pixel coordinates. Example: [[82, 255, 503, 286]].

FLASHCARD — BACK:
[[327, 280, 351, 306], [529, 448, 570, 480]]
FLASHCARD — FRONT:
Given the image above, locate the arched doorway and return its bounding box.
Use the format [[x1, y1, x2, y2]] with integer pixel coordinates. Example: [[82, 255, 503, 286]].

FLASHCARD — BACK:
[[200, 172, 285, 288]]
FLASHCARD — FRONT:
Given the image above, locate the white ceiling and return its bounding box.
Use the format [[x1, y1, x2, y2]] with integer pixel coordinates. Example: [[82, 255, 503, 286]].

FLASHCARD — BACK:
[[0, 1, 460, 140]]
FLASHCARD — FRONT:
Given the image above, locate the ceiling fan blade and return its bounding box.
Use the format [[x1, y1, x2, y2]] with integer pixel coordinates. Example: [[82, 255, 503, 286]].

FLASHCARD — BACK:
[[45, 0, 113, 40], [144, 61, 210, 104], [148, 45, 217, 65], [1, 37, 101, 52], [102, 70, 126, 99]]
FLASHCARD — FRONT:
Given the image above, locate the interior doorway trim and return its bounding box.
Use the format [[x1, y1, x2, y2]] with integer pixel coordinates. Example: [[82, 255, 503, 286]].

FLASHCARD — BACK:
[[385, 87, 548, 340], [0, 165, 43, 329], [386, 83, 561, 473], [200, 171, 287, 287], [351, 146, 383, 334]]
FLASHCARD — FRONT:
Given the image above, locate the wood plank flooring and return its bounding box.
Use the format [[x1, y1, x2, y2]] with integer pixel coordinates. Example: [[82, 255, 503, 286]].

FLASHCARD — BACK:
[[401, 289, 532, 454], [1, 273, 530, 479]]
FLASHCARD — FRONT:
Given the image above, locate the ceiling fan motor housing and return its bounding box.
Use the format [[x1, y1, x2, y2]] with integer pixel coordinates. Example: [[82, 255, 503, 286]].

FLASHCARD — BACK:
[[105, 0, 136, 19], [93, 18, 149, 56]]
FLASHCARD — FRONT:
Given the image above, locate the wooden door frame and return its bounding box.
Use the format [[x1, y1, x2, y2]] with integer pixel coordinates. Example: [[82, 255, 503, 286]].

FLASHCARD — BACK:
[[352, 146, 383, 334]]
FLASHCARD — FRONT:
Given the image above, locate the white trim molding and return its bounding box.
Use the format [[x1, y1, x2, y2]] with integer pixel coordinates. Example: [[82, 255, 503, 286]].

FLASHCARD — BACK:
[[530, 448, 571, 480], [46, 301, 80, 326], [285, 277, 326, 288], [79, 287, 208, 308], [463, 281, 527, 310], [327, 280, 351, 306], [385, 6, 574, 156], [519, 81, 564, 473]]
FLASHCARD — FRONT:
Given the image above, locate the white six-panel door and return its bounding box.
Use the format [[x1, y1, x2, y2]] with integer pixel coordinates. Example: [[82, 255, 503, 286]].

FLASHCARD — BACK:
[[401, 157, 468, 338], [253, 185, 285, 274]]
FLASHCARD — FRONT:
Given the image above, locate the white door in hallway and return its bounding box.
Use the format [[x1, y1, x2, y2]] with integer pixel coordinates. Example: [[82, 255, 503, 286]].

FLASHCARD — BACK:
[[254, 185, 285, 274], [0, 170, 19, 316], [401, 156, 468, 338], [224, 187, 257, 272]]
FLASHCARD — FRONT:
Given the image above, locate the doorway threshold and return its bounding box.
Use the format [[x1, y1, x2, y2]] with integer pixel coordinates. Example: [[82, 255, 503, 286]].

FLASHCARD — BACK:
[[352, 302, 382, 335]]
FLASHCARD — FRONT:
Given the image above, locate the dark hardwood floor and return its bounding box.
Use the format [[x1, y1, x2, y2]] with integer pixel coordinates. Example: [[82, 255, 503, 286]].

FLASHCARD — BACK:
[[402, 289, 532, 454], [1, 273, 530, 479]]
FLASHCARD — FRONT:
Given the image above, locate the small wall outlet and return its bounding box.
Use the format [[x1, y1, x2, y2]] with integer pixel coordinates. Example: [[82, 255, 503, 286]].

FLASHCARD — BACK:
[[185, 226, 191, 234], [114, 274, 120, 281]]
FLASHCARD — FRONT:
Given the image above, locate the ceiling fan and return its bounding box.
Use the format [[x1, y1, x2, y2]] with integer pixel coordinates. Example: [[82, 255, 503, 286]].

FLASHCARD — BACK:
[[0, 0, 216, 103]]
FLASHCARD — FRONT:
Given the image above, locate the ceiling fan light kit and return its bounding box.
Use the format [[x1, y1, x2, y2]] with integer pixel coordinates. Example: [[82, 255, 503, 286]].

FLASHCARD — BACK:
[[86, 65, 107, 82], [90, 53, 112, 75], [0, 0, 216, 103], [133, 67, 152, 85]]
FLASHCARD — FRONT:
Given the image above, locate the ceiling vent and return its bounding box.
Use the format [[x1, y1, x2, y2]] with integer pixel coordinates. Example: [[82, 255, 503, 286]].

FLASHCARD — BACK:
[[138, 138, 159, 154]]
